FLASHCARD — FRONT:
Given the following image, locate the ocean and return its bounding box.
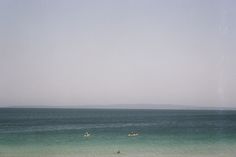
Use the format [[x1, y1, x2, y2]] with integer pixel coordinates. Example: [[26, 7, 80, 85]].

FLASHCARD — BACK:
[[0, 108, 236, 157]]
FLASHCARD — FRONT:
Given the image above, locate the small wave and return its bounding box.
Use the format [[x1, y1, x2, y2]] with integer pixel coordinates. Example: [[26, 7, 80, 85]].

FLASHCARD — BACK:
[[0, 122, 158, 134]]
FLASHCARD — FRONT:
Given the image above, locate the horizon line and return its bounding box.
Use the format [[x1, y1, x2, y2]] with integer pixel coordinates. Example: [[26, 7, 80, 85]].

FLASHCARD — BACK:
[[1, 105, 236, 111]]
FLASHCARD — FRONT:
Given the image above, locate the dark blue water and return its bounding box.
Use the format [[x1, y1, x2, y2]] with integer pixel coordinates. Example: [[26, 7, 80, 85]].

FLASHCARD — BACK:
[[1, 108, 236, 138]]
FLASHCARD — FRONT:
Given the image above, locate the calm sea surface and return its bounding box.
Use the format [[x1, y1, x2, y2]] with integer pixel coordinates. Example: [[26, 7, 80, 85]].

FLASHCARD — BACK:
[[0, 108, 236, 157]]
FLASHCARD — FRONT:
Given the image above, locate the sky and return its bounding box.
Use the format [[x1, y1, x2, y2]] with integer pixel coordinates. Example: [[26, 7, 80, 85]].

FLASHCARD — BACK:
[[0, 0, 236, 108]]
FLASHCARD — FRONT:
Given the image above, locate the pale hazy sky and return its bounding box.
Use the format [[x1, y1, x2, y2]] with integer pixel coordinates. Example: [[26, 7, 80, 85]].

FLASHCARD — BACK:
[[0, 0, 236, 108]]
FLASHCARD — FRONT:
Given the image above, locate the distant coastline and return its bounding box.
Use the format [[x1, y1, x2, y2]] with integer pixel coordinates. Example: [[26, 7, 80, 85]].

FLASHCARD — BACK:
[[1, 104, 236, 110]]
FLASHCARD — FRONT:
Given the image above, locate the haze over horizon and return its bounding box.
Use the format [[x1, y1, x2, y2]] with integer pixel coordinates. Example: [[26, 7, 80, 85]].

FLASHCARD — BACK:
[[0, 0, 236, 108]]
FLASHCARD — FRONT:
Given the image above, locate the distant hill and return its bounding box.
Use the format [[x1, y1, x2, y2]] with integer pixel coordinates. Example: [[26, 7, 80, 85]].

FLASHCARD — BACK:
[[2, 104, 236, 110]]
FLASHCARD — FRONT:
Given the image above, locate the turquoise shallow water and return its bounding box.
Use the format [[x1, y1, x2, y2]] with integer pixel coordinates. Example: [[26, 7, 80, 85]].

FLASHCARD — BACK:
[[0, 108, 236, 157]]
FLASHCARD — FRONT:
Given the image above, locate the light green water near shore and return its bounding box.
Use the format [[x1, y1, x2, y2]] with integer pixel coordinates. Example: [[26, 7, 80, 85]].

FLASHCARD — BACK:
[[1, 142, 236, 157], [1, 131, 236, 157]]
